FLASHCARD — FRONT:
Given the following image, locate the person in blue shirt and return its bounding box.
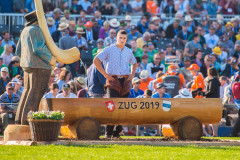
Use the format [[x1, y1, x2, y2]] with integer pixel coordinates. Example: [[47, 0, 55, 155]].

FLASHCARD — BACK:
[[152, 83, 171, 98], [129, 77, 144, 98]]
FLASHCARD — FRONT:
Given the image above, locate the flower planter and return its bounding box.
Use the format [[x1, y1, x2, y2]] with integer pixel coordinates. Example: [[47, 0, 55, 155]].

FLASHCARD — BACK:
[[29, 119, 63, 141]]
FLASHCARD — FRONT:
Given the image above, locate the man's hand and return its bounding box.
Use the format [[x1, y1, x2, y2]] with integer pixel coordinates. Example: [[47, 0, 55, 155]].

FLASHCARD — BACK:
[[49, 56, 57, 67], [104, 73, 114, 81], [127, 73, 135, 81]]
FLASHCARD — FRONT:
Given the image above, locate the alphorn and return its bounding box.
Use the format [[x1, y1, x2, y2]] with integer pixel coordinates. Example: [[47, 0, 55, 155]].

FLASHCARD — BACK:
[[34, 0, 80, 64]]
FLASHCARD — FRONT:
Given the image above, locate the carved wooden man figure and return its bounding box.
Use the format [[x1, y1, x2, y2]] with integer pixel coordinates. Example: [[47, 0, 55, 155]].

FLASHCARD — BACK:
[[15, 11, 56, 124]]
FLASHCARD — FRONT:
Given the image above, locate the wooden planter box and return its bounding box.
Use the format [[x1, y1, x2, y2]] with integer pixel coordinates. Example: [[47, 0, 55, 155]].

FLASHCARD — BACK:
[[29, 119, 63, 141]]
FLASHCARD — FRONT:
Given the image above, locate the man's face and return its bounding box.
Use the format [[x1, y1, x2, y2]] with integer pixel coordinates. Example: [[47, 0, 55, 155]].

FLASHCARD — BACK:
[[142, 58, 148, 64], [116, 34, 127, 46], [130, 40, 137, 48], [122, 0, 128, 5], [182, 25, 188, 31], [141, 17, 147, 24], [1, 71, 8, 77], [235, 44, 240, 51], [209, 28, 215, 35], [157, 87, 166, 95], [63, 87, 70, 96], [196, 27, 202, 34], [69, 25, 75, 31], [97, 42, 104, 49], [3, 33, 10, 41], [143, 46, 148, 53], [133, 81, 140, 89], [173, 21, 179, 28], [94, 10, 101, 18], [131, 29, 137, 35], [183, 60, 191, 68], [148, 43, 154, 50], [54, 12, 61, 19], [220, 79, 226, 86], [154, 55, 161, 64], [166, 47, 172, 53], [110, 30, 116, 38], [149, 23, 156, 30], [76, 33, 82, 38], [6, 87, 14, 95], [6, 45, 13, 53], [52, 88, 59, 95], [15, 61, 20, 67]]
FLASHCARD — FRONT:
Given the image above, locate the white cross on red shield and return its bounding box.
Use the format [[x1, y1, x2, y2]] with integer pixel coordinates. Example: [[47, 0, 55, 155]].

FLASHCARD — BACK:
[[105, 101, 115, 112]]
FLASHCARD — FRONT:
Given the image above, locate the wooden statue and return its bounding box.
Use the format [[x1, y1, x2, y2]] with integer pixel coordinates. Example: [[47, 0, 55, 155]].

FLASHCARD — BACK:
[[39, 98, 222, 140]]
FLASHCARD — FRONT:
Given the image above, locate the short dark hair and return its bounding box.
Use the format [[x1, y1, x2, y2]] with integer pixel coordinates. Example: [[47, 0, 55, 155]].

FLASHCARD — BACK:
[[219, 76, 227, 81], [117, 30, 127, 35], [193, 33, 200, 39], [2, 31, 9, 36], [208, 67, 219, 77], [49, 83, 59, 90], [145, 89, 152, 97]]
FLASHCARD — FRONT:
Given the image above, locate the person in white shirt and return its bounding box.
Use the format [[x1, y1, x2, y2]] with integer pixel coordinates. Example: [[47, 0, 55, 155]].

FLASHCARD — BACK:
[[219, 76, 228, 100], [44, 83, 59, 98], [131, 0, 143, 14], [204, 25, 219, 49], [56, 83, 77, 98], [146, 54, 165, 79]]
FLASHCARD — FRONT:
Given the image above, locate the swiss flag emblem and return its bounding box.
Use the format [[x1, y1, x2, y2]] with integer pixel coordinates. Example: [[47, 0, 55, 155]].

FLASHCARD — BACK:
[[105, 101, 115, 112]]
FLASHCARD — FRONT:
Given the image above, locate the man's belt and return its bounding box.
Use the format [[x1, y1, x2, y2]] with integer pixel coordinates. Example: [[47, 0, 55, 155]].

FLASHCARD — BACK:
[[111, 75, 129, 78]]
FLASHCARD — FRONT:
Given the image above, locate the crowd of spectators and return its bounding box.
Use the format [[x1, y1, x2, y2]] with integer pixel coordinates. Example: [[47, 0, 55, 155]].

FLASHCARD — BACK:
[[0, 0, 240, 136]]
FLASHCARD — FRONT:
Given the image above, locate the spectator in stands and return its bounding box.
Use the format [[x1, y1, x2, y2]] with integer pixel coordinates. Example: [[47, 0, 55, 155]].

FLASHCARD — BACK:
[[100, 0, 113, 15], [74, 77, 87, 92], [178, 22, 191, 45], [184, 34, 202, 58], [0, 57, 7, 72], [152, 83, 171, 98], [8, 56, 22, 79], [204, 25, 219, 49], [0, 0, 14, 13], [142, 44, 153, 62], [190, 0, 206, 16], [219, 76, 228, 100], [75, 27, 88, 51], [59, 23, 78, 78], [0, 37, 3, 56], [98, 21, 110, 40], [200, 55, 212, 78], [77, 85, 89, 98], [0, 67, 10, 95], [86, 0, 98, 15], [137, 16, 148, 34], [204, 67, 221, 98], [147, 21, 162, 43], [146, 0, 157, 14], [129, 77, 144, 98], [0, 45, 14, 66], [0, 83, 20, 131], [184, 15, 195, 33], [47, 17, 57, 36], [163, 0, 177, 15], [128, 25, 143, 42], [11, 78, 22, 97], [232, 17, 239, 35], [165, 43, 175, 56], [119, 20, 127, 33], [57, 70, 71, 91], [116, 0, 133, 15], [180, 57, 193, 83], [207, 0, 220, 15], [174, 0, 189, 14], [139, 70, 153, 91], [147, 54, 165, 79], [221, 57, 239, 78], [211, 53, 221, 71], [165, 19, 182, 39], [68, 80, 78, 95], [137, 89, 152, 98], [137, 32, 150, 49], [159, 14, 169, 31], [68, 20, 76, 37], [230, 43, 240, 57], [52, 8, 62, 27], [131, 0, 143, 14], [104, 29, 117, 47], [78, 0, 91, 11], [138, 55, 148, 72], [43, 0, 54, 14], [220, 0, 235, 15], [154, 64, 186, 89], [44, 83, 59, 98], [130, 39, 143, 58], [174, 88, 192, 98], [71, 0, 82, 14], [46, 72, 55, 92], [188, 63, 205, 98], [92, 39, 104, 58], [57, 83, 77, 98], [220, 34, 234, 51], [13, 0, 27, 13], [25, 0, 35, 13], [1, 31, 15, 48], [192, 49, 203, 68], [188, 26, 206, 48], [83, 21, 98, 42], [75, 18, 85, 30], [87, 57, 106, 98]]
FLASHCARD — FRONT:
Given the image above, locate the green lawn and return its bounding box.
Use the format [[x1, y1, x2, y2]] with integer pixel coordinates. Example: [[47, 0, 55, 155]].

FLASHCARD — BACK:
[[0, 145, 240, 160]]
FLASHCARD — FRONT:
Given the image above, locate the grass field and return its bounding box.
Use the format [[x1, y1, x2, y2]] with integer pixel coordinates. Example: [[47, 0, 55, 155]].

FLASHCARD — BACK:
[[0, 144, 240, 160]]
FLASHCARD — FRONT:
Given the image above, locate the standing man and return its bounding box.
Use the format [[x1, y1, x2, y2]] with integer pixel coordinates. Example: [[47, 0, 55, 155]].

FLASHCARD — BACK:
[[93, 30, 137, 138], [15, 11, 56, 125]]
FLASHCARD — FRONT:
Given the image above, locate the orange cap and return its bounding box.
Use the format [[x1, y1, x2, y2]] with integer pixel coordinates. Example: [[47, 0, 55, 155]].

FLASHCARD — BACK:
[[168, 65, 176, 70], [187, 63, 200, 70], [84, 21, 92, 27]]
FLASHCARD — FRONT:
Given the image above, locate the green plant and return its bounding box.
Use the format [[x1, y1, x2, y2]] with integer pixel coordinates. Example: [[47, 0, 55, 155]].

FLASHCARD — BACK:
[[28, 111, 64, 120]]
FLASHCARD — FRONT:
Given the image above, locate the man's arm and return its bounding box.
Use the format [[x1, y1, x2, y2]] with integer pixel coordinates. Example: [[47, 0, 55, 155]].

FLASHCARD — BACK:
[[93, 57, 114, 81], [128, 62, 137, 80]]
